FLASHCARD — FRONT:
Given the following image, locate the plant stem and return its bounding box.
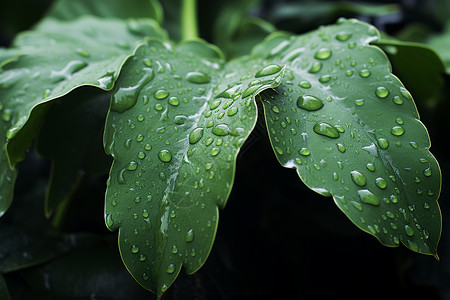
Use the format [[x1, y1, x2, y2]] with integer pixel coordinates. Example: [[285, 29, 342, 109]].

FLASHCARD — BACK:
[[181, 0, 198, 40]]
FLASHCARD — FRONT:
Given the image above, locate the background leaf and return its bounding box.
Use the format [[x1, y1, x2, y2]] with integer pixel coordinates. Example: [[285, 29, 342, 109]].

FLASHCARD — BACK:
[[375, 38, 446, 107], [257, 19, 441, 255], [1, 16, 166, 167], [47, 0, 163, 24], [0, 16, 166, 216], [104, 39, 284, 296], [35, 87, 111, 218]]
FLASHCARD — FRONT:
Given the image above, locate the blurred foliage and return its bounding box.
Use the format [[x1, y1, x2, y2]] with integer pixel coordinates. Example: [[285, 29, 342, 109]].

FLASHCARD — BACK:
[[1, 0, 450, 299]]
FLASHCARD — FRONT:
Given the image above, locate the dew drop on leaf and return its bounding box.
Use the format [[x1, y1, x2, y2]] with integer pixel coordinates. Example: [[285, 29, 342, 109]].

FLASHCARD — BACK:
[[335, 32, 352, 41], [351, 170, 366, 187], [375, 86, 389, 98], [390, 126, 405, 136], [299, 148, 310, 156], [189, 127, 204, 144], [127, 161, 138, 171], [358, 189, 380, 206], [131, 245, 140, 253], [168, 97, 180, 106], [296, 95, 324, 111], [212, 124, 231, 136], [158, 150, 172, 163], [313, 122, 340, 138], [314, 48, 332, 60], [186, 71, 210, 84], [185, 229, 195, 242], [375, 177, 387, 189], [377, 138, 389, 149], [154, 89, 169, 100], [299, 80, 312, 88], [167, 264, 176, 274], [308, 62, 322, 73], [255, 64, 282, 78], [404, 225, 414, 237]]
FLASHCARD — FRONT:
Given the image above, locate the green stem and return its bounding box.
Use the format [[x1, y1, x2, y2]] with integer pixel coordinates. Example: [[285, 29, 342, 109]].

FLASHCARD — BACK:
[[181, 0, 198, 40]]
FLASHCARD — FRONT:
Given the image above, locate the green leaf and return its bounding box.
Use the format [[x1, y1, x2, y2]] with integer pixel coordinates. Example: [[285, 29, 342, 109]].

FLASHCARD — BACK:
[[0, 224, 65, 273], [1, 16, 167, 167], [258, 19, 441, 256], [0, 16, 167, 216], [428, 21, 450, 73], [47, 0, 163, 24], [104, 39, 284, 296], [374, 38, 446, 106], [35, 87, 111, 218]]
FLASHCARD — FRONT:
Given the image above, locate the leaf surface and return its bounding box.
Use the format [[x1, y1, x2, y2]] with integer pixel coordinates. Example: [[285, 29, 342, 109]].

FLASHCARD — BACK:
[[1, 16, 166, 167], [104, 39, 284, 296], [258, 19, 441, 256], [0, 16, 166, 215], [47, 0, 163, 24]]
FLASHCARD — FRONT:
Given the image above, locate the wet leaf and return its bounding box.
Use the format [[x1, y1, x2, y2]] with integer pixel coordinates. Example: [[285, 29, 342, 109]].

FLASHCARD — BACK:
[[0, 16, 166, 215], [375, 38, 446, 105], [258, 19, 441, 257], [47, 0, 163, 24], [104, 39, 284, 296]]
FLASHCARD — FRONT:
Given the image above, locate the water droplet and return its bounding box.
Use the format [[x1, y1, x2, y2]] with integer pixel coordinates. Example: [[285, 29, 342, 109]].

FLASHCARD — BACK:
[[255, 64, 282, 77], [375, 86, 389, 98], [227, 107, 238, 116], [392, 96, 403, 105], [355, 99, 364, 106], [272, 106, 280, 113], [127, 161, 138, 171], [210, 100, 221, 110], [186, 71, 210, 84], [337, 143, 346, 153], [366, 163, 375, 172], [131, 245, 140, 253], [313, 122, 340, 138], [336, 32, 352, 41], [168, 96, 179, 106], [351, 170, 366, 187], [377, 138, 389, 150], [308, 62, 322, 73], [390, 126, 405, 136], [189, 127, 204, 144], [212, 124, 231, 136], [358, 189, 380, 206], [299, 148, 310, 156], [319, 75, 331, 83], [351, 201, 363, 211], [171, 245, 178, 254], [423, 167, 432, 177], [75, 49, 90, 57], [359, 70, 371, 77], [404, 225, 414, 237], [185, 229, 195, 242], [111, 70, 153, 113], [296, 95, 324, 111], [299, 80, 311, 88], [375, 177, 387, 189], [154, 89, 169, 100], [158, 150, 172, 162], [139, 254, 147, 262], [210, 147, 220, 156], [314, 48, 332, 60], [274, 147, 283, 155], [167, 264, 176, 274], [105, 214, 115, 228]]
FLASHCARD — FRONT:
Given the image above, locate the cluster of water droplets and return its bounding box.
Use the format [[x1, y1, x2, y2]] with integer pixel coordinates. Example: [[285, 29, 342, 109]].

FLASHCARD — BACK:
[[259, 21, 436, 252]]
